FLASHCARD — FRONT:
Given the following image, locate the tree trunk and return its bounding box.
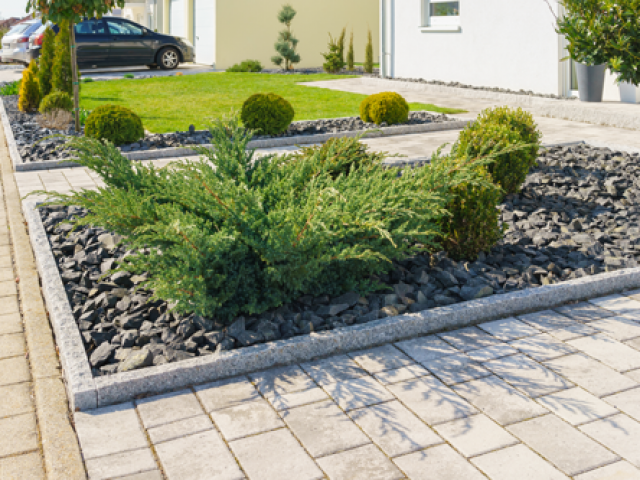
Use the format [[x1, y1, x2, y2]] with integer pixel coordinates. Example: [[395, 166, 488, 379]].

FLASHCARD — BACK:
[[69, 22, 80, 132]]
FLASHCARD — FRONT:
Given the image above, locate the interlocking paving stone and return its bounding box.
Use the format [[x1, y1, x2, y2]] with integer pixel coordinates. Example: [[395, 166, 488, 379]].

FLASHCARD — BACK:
[[249, 364, 315, 395], [373, 364, 430, 385], [478, 317, 540, 341], [507, 414, 620, 476], [590, 316, 640, 341], [0, 382, 34, 418], [536, 387, 619, 425], [628, 337, 640, 351], [393, 444, 487, 480], [0, 332, 26, 359], [0, 356, 30, 386], [210, 398, 284, 441], [300, 355, 367, 386], [146, 415, 213, 445], [434, 414, 519, 458], [136, 390, 204, 429], [0, 413, 39, 457], [116, 471, 164, 480], [281, 400, 370, 458], [155, 430, 243, 480], [580, 414, 640, 468], [555, 302, 616, 323], [348, 400, 443, 457], [509, 333, 577, 361], [603, 387, 640, 422], [421, 352, 491, 385], [386, 376, 477, 425], [230, 429, 324, 480], [471, 444, 568, 480], [484, 354, 573, 398], [321, 375, 394, 411], [266, 387, 329, 411], [437, 326, 504, 351], [626, 369, 640, 383], [574, 461, 640, 480], [84, 448, 157, 480], [568, 334, 640, 372], [0, 269, 14, 282], [316, 444, 404, 480], [347, 344, 414, 374], [0, 296, 18, 315], [0, 312, 22, 335], [194, 376, 260, 412], [0, 280, 17, 297], [74, 402, 149, 459], [452, 375, 549, 426], [544, 353, 638, 397], [394, 335, 459, 363], [590, 294, 640, 317], [518, 310, 577, 331], [466, 344, 519, 362], [547, 323, 598, 341], [0, 452, 45, 480]]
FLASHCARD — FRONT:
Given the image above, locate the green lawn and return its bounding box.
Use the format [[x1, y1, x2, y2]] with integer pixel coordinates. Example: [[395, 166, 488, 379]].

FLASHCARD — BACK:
[[80, 73, 466, 133]]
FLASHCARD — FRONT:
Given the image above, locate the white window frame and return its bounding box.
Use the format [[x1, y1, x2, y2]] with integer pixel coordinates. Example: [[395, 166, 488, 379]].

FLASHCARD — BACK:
[[421, 0, 461, 32]]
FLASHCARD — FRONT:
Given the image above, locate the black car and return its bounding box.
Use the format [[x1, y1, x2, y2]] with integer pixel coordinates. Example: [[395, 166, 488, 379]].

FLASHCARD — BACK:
[[74, 17, 194, 70]]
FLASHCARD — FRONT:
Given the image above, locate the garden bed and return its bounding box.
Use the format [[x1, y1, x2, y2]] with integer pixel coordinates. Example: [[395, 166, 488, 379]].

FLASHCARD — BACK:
[[37, 143, 640, 379]]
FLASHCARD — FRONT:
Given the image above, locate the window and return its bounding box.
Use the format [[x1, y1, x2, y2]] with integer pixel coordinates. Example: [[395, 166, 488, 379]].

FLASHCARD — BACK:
[[105, 19, 144, 36], [424, 0, 460, 27], [75, 19, 106, 35]]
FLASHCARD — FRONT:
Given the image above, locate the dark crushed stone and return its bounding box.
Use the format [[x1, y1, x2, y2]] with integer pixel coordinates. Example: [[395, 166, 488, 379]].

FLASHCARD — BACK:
[[40, 144, 640, 376]]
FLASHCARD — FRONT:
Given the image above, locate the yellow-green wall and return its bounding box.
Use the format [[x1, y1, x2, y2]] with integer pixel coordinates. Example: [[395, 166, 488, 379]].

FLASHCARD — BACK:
[[214, 0, 379, 70]]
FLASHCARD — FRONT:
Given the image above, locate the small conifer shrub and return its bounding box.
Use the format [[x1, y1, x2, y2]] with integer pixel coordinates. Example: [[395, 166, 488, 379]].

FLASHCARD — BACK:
[[85, 105, 144, 145], [364, 29, 374, 73], [347, 30, 355, 71], [241, 93, 294, 135], [227, 60, 263, 72], [39, 91, 73, 114], [38, 26, 56, 99], [322, 33, 346, 73], [271, 4, 300, 70], [18, 61, 40, 113], [52, 20, 73, 97], [39, 116, 497, 322], [360, 92, 409, 125]]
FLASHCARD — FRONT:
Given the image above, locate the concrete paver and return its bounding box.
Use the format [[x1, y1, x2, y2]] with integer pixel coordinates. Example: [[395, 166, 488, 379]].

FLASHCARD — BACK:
[[266, 386, 329, 411], [568, 334, 640, 372], [348, 344, 414, 374], [373, 364, 430, 385], [210, 399, 284, 441], [466, 344, 519, 362], [393, 444, 487, 480], [316, 444, 404, 480], [590, 295, 640, 318], [555, 302, 616, 323], [300, 355, 368, 386], [0, 356, 31, 386], [548, 323, 598, 342], [575, 461, 640, 480], [471, 444, 569, 480], [603, 387, 640, 422], [437, 326, 503, 352], [322, 375, 394, 411], [249, 364, 315, 395], [518, 310, 577, 331], [434, 414, 519, 458], [394, 335, 459, 363], [509, 333, 577, 361], [136, 389, 204, 429], [580, 414, 640, 468], [536, 387, 620, 425], [477, 317, 539, 341], [146, 414, 214, 445], [0, 451, 45, 480], [0, 332, 25, 358], [0, 312, 22, 335], [0, 382, 34, 418], [84, 448, 158, 480], [625, 369, 640, 383], [508, 414, 620, 476], [0, 413, 39, 457], [194, 376, 260, 411], [422, 352, 491, 385], [590, 316, 640, 342]]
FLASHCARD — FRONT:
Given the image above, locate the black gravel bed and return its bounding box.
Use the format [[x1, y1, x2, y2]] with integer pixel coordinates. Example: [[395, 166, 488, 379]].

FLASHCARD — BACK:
[[2, 93, 452, 163], [40, 143, 640, 377]]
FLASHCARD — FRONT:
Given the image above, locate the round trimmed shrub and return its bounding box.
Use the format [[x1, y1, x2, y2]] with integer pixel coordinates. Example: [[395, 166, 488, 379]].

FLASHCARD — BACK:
[[85, 105, 144, 145], [241, 93, 294, 135], [359, 92, 409, 125], [458, 107, 541, 194], [39, 91, 73, 114]]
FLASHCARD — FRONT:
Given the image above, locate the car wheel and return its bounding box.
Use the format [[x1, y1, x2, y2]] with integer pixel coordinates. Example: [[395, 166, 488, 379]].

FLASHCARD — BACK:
[[158, 48, 179, 70], [146, 64, 158, 69]]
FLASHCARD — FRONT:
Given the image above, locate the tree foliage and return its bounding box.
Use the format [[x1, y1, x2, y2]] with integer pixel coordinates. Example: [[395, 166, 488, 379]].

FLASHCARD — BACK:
[[38, 116, 501, 323], [347, 30, 355, 71], [271, 4, 300, 70], [28, 0, 126, 24], [38, 25, 56, 99], [18, 60, 40, 113], [52, 21, 73, 97], [364, 29, 374, 73], [323, 33, 346, 73]]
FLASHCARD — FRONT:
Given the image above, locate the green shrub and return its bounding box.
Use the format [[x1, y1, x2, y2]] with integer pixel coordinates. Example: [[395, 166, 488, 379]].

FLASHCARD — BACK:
[[40, 116, 492, 322], [0, 80, 20, 96], [123, 73, 134, 79], [364, 29, 374, 73], [360, 92, 409, 125], [79, 108, 92, 125], [85, 105, 144, 145], [82, 77, 94, 83], [52, 20, 73, 97], [322, 33, 346, 73], [347, 30, 355, 71], [227, 60, 263, 72], [241, 93, 294, 135], [39, 91, 73, 114], [18, 61, 40, 113], [38, 26, 56, 99], [458, 107, 541, 194]]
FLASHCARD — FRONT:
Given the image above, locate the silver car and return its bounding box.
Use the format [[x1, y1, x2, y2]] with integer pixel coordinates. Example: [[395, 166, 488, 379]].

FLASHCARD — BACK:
[[1, 19, 43, 65]]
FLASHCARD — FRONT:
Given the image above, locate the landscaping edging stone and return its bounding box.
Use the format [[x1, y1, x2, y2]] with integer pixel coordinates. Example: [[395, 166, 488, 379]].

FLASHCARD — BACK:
[[23, 140, 640, 409], [361, 77, 640, 131]]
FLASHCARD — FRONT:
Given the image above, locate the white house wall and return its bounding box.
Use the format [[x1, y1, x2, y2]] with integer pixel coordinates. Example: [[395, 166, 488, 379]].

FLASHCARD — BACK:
[[388, 0, 563, 95]]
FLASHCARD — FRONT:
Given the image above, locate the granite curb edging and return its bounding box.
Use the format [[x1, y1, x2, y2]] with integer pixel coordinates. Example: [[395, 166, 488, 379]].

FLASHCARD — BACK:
[[361, 77, 640, 131], [21, 153, 640, 410]]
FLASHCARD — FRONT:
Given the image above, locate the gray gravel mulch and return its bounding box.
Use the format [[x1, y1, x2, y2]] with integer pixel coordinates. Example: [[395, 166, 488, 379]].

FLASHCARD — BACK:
[[38, 143, 640, 376]]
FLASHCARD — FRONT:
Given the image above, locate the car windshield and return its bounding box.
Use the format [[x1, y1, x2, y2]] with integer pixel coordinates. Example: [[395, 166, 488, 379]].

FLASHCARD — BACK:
[[6, 23, 30, 35]]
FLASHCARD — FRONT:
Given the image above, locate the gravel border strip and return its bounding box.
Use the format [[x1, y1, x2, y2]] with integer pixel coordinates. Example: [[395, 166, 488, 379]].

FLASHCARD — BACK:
[[1, 123, 86, 478], [23, 139, 640, 411], [361, 77, 640, 131]]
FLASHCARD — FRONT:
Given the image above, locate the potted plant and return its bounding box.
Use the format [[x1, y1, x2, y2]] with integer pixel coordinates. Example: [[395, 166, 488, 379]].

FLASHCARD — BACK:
[[551, 0, 612, 102], [606, 0, 640, 103]]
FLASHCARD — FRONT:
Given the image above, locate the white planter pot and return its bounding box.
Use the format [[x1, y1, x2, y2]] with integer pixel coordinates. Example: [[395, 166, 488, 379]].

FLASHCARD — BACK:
[[619, 81, 640, 104]]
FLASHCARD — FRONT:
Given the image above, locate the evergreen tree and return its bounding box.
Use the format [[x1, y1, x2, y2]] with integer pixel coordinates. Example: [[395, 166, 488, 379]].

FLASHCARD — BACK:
[[337, 27, 346, 67], [364, 29, 374, 74], [18, 60, 40, 112], [347, 30, 355, 71], [52, 20, 73, 96], [271, 4, 300, 70], [38, 26, 56, 99]]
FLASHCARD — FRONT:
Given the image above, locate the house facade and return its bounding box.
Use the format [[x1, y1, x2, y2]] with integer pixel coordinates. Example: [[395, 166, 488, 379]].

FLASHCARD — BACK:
[[127, 0, 379, 70], [379, 0, 627, 101]]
